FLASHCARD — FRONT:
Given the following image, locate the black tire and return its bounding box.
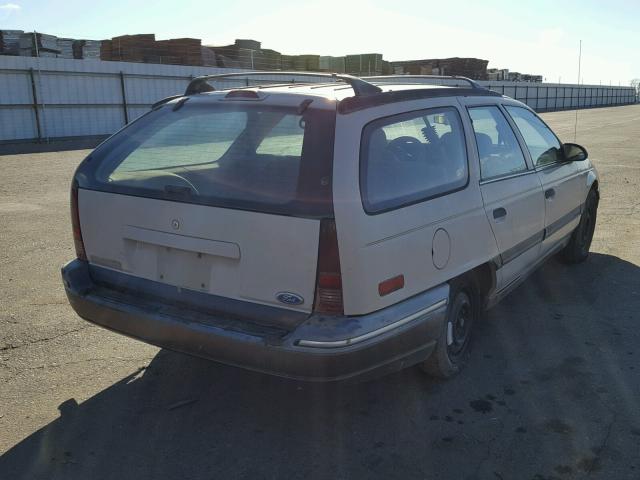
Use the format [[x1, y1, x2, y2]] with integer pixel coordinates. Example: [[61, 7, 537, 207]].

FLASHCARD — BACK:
[[560, 188, 598, 264], [420, 276, 481, 379]]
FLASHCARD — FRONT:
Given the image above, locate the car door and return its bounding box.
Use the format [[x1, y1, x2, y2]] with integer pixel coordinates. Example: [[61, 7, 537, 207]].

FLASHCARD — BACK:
[[504, 106, 587, 255], [464, 102, 546, 291]]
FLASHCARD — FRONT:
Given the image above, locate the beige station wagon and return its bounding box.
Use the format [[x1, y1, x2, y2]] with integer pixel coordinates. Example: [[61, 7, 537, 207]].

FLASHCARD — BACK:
[[62, 72, 599, 381]]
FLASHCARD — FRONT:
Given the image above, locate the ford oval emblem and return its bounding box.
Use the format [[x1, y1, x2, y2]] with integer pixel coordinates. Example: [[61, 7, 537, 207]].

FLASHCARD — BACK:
[[276, 292, 304, 306]]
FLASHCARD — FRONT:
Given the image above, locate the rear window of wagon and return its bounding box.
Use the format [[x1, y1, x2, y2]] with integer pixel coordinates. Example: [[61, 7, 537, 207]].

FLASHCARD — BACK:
[[76, 102, 336, 217]]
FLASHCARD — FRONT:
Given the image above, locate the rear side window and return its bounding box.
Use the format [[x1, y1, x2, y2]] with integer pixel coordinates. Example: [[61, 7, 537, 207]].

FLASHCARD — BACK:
[[504, 106, 562, 167], [361, 107, 468, 213], [468, 106, 527, 180], [81, 103, 335, 217]]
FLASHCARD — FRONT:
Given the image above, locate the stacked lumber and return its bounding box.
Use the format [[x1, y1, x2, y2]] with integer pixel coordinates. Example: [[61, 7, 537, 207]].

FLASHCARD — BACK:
[[391, 57, 489, 80], [56, 38, 74, 58], [19, 32, 60, 56], [435, 58, 489, 79], [320, 56, 346, 73], [100, 34, 204, 65], [156, 38, 202, 65], [100, 40, 113, 60], [103, 34, 156, 62], [201, 46, 217, 67], [345, 54, 384, 75], [214, 53, 246, 68], [0, 29, 23, 55], [293, 55, 320, 71], [73, 40, 101, 59], [280, 55, 295, 70], [206, 42, 253, 68], [253, 48, 281, 70]]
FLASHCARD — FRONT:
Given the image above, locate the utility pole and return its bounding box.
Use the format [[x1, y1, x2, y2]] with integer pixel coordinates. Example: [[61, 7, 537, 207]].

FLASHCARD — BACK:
[[33, 31, 39, 57], [574, 40, 582, 142]]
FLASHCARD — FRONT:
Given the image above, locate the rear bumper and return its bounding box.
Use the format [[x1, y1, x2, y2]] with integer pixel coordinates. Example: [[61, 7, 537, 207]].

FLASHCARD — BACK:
[[62, 259, 448, 382]]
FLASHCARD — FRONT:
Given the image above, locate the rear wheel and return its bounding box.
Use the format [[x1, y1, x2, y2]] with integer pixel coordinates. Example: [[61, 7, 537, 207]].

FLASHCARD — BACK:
[[560, 188, 598, 264], [421, 276, 481, 379]]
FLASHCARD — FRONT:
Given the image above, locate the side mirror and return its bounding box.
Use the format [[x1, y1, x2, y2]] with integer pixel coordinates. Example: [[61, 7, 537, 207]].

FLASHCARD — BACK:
[[562, 143, 588, 162]]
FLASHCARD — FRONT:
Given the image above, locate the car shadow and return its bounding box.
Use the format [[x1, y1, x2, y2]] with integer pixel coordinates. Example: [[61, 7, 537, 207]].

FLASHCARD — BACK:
[[2, 253, 639, 480]]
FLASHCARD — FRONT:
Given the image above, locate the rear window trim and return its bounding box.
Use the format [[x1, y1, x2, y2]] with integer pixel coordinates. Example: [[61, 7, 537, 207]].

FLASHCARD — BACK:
[[75, 103, 336, 219], [359, 105, 470, 216]]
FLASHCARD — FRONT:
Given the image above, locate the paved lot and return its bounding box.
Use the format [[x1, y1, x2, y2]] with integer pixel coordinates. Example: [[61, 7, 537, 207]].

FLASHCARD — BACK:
[[1, 105, 640, 479]]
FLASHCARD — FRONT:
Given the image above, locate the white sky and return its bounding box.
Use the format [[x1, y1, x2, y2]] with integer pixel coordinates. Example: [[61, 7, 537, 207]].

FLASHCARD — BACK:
[[1, 0, 638, 85]]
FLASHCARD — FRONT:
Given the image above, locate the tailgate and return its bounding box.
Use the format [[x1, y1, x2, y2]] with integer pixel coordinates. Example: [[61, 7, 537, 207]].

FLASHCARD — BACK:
[[79, 189, 320, 314]]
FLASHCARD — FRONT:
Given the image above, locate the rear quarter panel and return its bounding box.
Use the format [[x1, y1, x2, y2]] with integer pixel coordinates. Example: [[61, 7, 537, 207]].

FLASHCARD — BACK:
[[333, 96, 500, 316]]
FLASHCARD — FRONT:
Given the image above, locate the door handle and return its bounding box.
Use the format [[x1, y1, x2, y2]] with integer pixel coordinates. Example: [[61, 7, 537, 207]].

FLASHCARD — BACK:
[[545, 188, 556, 199], [493, 207, 507, 219]]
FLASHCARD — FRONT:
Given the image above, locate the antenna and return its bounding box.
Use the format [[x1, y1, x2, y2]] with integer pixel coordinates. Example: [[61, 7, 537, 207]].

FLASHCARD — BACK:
[[574, 39, 582, 142]]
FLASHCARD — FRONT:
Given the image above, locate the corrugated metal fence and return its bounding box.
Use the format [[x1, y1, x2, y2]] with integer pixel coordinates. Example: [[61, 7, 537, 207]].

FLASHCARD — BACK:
[[0, 56, 636, 143]]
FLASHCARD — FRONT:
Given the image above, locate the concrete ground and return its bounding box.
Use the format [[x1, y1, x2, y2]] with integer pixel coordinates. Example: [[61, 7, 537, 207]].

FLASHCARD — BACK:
[[1, 105, 639, 480]]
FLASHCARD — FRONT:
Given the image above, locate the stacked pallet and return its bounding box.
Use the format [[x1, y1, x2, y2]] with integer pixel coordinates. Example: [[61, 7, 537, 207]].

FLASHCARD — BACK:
[[201, 46, 217, 67], [85, 40, 101, 59], [292, 55, 320, 71], [319, 56, 346, 73], [380, 60, 393, 75], [345, 54, 384, 75], [0, 29, 23, 55], [435, 58, 489, 79], [56, 38, 74, 58], [391, 57, 489, 80], [100, 35, 204, 65], [214, 53, 246, 68], [253, 48, 281, 70], [156, 38, 202, 65], [100, 40, 113, 60], [206, 41, 255, 69], [19, 32, 61, 56], [103, 34, 156, 62], [235, 39, 261, 50], [280, 55, 295, 70], [73, 40, 101, 60]]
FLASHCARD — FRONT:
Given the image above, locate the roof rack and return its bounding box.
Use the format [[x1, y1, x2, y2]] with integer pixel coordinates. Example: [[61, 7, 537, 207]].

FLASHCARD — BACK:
[[363, 75, 485, 90], [185, 72, 383, 97]]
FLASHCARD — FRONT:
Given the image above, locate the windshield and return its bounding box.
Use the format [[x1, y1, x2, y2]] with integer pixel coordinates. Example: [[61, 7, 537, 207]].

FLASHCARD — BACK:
[[80, 102, 335, 217]]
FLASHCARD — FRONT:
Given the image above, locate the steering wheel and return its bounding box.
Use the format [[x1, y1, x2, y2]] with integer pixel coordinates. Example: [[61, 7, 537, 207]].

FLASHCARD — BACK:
[[387, 136, 423, 161]]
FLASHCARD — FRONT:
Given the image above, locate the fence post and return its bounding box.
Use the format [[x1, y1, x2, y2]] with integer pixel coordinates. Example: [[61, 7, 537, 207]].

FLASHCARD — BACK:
[[28, 68, 42, 141], [119, 71, 129, 125]]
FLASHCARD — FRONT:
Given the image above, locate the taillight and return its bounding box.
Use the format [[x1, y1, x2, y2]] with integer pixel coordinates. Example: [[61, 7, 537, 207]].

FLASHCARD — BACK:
[[70, 180, 87, 261], [314, 219, 344, 315]]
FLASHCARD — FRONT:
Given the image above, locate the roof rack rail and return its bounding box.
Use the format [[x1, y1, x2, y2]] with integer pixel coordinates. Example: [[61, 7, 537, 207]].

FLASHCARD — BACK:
[[363, 75, 485, 90], [185, 72, 383, 97]]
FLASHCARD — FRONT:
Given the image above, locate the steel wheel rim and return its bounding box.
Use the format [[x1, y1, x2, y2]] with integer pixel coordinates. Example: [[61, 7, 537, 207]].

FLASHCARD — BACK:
[[447, 292, 472, 358], [579, 202, 596, 252]]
